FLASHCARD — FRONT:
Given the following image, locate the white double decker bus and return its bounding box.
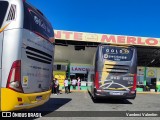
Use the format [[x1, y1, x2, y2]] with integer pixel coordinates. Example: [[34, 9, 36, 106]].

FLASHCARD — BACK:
[[0, 0, 54, 111]]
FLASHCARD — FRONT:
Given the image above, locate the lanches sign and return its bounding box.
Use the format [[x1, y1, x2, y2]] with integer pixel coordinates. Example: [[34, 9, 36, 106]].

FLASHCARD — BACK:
[[70, 66, 94, 74]]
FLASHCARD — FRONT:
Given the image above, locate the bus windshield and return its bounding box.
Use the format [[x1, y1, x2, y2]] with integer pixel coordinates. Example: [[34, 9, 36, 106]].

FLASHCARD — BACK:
[[102, 46, 133, 61], [0, 1, 8, 28], [23, 2, 54, 41]]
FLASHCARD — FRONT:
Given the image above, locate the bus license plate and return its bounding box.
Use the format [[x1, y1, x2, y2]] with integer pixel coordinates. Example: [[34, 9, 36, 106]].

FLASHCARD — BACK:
[[36, 96, 42, 101], [110, 92, 122, 95]]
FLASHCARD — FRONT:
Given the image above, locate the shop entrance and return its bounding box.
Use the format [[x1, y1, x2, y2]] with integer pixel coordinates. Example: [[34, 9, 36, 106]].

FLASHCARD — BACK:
[[70, 72, 88, 81]]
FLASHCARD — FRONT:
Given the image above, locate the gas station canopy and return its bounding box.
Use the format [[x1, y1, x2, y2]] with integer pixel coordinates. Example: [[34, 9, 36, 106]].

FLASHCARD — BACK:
[[54, 30, 160, 67]]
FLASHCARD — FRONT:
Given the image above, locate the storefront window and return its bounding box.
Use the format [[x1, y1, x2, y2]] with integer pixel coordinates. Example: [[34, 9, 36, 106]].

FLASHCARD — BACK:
[[137, 67, 145, 85]]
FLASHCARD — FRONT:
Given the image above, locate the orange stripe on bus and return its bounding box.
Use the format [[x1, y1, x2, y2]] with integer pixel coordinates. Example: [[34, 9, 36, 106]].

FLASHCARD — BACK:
[[0, 23, 10, 33]]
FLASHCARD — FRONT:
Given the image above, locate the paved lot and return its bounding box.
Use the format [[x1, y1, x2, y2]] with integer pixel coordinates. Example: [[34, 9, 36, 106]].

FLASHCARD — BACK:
[[26, 91, 160, 119]]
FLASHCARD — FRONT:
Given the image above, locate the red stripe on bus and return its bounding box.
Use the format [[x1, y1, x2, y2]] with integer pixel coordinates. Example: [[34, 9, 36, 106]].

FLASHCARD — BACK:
[[132, 74, 137, 91], [95, 72, 99, 89]]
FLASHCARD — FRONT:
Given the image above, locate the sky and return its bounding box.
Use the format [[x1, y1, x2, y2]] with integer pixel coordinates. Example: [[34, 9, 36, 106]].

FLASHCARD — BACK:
[[27, 0, 160, 38]]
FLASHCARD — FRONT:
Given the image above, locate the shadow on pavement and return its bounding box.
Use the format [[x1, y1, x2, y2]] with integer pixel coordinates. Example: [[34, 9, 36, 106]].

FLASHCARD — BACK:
[[92, 98, 132, 104], [88, 90, 132, 104], [21, 98, 72, 117]]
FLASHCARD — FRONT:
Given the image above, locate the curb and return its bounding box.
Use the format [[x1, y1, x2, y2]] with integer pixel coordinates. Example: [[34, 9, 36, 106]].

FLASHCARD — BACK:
[[60, 90, 160, 94], [137, 92, 160, 94], [60, 90, 87, 93]]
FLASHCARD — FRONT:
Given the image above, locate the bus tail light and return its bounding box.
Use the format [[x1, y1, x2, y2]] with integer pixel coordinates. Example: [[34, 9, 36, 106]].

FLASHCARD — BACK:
[[95, 71, 99, 89], [6, 60, 23, 93], [132, 74, 137, 91]]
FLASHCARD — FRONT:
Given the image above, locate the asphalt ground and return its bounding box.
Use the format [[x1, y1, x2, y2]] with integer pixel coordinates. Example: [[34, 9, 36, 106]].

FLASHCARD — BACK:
[[23, 91, 160, 120]]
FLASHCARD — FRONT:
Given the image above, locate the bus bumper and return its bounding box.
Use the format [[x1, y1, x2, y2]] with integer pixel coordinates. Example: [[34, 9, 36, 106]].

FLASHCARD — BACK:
[[1, 88, 51, 111], [94, 89, 136, 99]]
